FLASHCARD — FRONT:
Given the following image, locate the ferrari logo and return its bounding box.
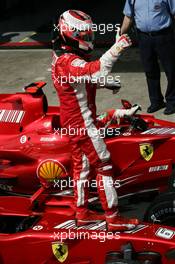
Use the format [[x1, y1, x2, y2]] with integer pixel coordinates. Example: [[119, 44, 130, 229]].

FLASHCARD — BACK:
[[140, 143, 154, 161], [52, 243, 68, 263]]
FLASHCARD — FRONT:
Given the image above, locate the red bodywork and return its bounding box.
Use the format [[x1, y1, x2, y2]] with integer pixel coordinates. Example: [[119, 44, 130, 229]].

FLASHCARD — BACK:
[[1, 82, 175, 263], [1, 192, 175, 264], [0, 82, 175, 199]]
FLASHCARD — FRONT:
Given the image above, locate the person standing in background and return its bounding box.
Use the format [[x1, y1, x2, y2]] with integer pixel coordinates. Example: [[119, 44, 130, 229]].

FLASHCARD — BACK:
[[121, 0, 175, 115]]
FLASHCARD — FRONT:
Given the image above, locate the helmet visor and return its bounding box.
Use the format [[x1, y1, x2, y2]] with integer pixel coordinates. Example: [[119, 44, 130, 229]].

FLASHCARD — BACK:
[[77, 30, 94, 42]]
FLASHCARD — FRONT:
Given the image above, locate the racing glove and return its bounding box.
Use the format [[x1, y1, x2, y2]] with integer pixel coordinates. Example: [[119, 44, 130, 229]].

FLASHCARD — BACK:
[[115, 33, 132, 54], [103, 34, 132, 60], [97, 105, 141, 127], [100, 34, 132, 74], [114, 105, 141, 119]]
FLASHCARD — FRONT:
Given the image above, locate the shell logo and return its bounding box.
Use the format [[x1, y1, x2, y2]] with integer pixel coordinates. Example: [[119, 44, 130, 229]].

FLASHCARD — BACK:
[[37, 159, 67, 182]]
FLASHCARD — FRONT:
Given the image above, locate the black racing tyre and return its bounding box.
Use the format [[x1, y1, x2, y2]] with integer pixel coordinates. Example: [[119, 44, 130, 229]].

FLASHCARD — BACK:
[[144, 192, 175, 226]]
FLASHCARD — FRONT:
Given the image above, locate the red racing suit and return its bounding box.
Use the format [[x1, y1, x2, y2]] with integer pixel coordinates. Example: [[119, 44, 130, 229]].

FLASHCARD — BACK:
[[52, 48, 120, 214]]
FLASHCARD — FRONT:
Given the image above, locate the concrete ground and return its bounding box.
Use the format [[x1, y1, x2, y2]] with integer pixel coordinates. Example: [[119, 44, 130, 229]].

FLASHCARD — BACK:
[[0, 48, 174, 122]]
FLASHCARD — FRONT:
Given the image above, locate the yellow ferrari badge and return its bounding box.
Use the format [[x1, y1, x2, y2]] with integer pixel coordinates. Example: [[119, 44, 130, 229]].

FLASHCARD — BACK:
[[140, 143, 154, 161], [52, 243, 68, 263]]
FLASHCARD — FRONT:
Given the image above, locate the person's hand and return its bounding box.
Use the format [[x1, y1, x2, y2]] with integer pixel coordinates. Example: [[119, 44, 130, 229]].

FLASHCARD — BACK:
[[132, 104, 142, 112], [114, 104, 141, 119], [115, 34, 132, 53]]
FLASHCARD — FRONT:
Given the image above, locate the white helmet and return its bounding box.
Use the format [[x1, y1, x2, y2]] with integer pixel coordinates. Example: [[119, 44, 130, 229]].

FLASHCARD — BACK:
[[58, 10, 94, 53]]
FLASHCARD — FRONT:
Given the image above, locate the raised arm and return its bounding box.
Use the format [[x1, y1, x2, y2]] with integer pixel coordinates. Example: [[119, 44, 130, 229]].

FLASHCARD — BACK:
[[67, 34, 132, 83]]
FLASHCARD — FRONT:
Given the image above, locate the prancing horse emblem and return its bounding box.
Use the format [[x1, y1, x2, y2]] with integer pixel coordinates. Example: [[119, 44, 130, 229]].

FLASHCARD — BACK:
[[140, 143, 154, 161]]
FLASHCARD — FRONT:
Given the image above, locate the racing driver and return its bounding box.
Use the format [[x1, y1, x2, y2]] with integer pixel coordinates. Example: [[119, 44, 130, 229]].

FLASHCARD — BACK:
[[52, 10, 139, 231]]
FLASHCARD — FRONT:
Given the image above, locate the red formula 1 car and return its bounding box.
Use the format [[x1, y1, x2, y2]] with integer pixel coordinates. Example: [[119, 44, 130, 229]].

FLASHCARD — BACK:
[[1, 82, 175, 264], [1, 183, 175, 264], [1, 82, 175, 225]]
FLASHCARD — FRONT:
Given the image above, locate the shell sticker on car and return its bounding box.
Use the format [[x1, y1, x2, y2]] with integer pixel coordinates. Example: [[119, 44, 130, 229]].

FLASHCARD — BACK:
[[52, 243, 68, 263], [139, 143, 154, 161], [37, 159, 67, 182], [156, 228, 175, 240]]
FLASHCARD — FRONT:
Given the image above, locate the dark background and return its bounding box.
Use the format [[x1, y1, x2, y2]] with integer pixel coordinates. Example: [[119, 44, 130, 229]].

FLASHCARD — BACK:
[[0, 0, 126, 46], [0, 0, 125, 22]]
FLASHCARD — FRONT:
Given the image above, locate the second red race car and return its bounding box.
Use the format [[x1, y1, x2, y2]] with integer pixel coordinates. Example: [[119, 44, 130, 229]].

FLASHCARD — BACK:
[[1, 180, 175, 264]]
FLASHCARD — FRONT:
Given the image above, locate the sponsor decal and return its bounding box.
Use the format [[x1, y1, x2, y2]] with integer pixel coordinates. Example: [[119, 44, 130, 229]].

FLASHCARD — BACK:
[[54, 220, 146, 233], [20, 135, 27, 144], [0, 184, 13, 191], [156, 227, 175, 240], [52, 243, 68, 263], [149, 165, 168, 173], [0, 110, 25, 123], [37, 159, 67, 182], [32, 225, 44, 231], [142, 128, 175, 135], [40, 137, 56, 142], [140, 143, 154, 161]]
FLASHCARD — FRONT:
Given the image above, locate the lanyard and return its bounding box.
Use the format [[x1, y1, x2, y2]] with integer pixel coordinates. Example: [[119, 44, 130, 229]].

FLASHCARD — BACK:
[[131, 0, 136, 18]]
